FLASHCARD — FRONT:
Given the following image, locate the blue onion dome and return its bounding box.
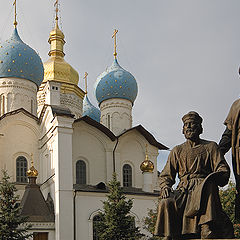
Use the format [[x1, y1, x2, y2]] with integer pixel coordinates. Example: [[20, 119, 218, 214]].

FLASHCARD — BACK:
[[83, 95, 101, 122], [95, 58, 138, 105], [0, 28, 44, 86]]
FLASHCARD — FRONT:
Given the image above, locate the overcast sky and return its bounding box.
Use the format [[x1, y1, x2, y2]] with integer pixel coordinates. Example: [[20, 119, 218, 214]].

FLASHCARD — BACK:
[[1, 0, 240, 175]]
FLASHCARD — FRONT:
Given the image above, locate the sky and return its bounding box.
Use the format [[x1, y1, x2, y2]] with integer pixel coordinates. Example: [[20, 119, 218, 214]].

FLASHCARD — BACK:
[[1, 0, 240, 177]]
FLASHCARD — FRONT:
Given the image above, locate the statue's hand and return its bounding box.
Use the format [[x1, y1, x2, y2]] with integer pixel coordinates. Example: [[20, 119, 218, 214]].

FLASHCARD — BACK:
[[160, 187, 171, 199]]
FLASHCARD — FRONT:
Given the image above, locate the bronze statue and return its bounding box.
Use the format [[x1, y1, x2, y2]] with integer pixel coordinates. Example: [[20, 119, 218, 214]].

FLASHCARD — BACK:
[[155, 111, 234, 239], [219, 99, 240, 220]]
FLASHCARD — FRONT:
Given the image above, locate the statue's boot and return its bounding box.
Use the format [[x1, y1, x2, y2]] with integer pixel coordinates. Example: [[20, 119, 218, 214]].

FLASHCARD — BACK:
[[200, 224, 214, 239]]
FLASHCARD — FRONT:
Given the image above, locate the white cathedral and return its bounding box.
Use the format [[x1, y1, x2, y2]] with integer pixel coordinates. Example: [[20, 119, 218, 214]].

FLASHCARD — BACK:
[[0, 4, 168, 240]]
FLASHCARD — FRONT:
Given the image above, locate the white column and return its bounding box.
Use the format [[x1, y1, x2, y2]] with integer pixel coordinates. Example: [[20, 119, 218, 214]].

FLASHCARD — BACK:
[[142, 172, 154, 193], [52, 115, 74, 240], [45, 81, 61, 106]]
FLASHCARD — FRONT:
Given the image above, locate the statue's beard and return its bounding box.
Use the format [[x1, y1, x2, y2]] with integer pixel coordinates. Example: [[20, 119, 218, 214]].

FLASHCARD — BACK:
[[184, 129, 199, 140]]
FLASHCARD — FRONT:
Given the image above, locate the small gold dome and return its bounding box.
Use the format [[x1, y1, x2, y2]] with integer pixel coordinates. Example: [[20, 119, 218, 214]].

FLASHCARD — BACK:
[[140, 159, 154, 173], [141, 144, 154, 173], [27, 165, 38, 177]]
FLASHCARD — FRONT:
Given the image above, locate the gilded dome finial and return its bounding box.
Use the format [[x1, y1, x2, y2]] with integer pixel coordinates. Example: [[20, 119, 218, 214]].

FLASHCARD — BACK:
[[84, 72, 88, 95], [27, 154, 38, 177], [140, 144, 154, 173], [54, 0, 59, 26], [112, 29, 118, 59], [48, 0, 65, 58], [13, 0, 17, 28]]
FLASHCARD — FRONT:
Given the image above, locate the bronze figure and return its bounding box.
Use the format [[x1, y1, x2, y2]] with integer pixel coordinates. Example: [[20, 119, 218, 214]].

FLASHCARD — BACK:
[[155, 111, 234, 239], [219, 99, 240, 220]]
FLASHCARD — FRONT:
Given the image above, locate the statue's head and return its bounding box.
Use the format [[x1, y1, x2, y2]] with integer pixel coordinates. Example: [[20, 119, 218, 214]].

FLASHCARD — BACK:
[[182, 111, 203, 141]]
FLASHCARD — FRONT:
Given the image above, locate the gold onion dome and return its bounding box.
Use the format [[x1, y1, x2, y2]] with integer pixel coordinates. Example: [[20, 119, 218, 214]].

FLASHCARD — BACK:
[[140, 152, 154, 173], [43, 22, 79, 86], [27, 164, 38, 177]]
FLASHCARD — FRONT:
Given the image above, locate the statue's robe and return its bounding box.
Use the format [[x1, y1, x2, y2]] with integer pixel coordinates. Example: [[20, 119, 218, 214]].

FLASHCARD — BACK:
[[155, 139, 233, 238], [219, 98, 240, 220], [221, 99, 240, 189]]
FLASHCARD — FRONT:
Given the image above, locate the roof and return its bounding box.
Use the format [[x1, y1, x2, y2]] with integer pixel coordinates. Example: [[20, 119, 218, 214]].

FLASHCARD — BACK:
[[50, 105, 74, 118], [0, 108, 39, 123], [74, 116, 168, 150], [118, 125, 169, 150], [0, 28, 44, 86], [74, 115, 116, 141], [95, 58, 138, 105], [20, 178, 54, 222], [74, 184, 160, 196]]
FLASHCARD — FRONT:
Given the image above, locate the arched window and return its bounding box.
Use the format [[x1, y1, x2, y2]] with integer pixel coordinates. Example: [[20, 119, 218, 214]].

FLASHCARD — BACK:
[[123, 164, 132, 187], [93, 214, 103, 240], [0, 94, 5, 115], [76, 160, 86, 184], [16, 156, 28, 183]]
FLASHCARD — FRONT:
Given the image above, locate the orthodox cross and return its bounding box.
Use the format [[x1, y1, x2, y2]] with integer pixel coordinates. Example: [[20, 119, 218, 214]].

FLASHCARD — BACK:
[[84, 72, 88, 95], [145, 144, 149, 160], [13, 0, 17, 28], [30, 153, 34, 166], [54, 0, 59, 22], [112, 29, 118, 59]]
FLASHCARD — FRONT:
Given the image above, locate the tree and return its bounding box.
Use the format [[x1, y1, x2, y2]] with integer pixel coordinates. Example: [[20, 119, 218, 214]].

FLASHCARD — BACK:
[[143, 181, 240, 239], [96, 173, 144, 240], [0, 170, 32, 240], [219, 181, 240, 238]]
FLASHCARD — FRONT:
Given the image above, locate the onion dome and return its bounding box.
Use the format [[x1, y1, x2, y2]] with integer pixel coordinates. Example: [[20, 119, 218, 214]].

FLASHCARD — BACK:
[[0, 28, 44, 86], [140, 146, 154, 173], [83, 95, 100, 122], [140, 158, 154, 173], [95, 58, 138, 106], [27, 164, 38, 177]]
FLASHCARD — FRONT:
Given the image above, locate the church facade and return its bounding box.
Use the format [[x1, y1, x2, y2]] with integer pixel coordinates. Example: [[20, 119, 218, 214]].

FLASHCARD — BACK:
[[0, 6, 168, 240]]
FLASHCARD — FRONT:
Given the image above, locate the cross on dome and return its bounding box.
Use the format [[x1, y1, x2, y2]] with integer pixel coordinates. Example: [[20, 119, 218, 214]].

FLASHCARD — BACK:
[[13, 0, 17, 28], [112, 29, 118, 59], [84, 72, 88, 95]]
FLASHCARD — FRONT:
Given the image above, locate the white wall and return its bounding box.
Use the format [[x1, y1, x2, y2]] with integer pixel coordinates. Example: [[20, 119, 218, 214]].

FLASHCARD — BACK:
[[75, 191, 158, 240]]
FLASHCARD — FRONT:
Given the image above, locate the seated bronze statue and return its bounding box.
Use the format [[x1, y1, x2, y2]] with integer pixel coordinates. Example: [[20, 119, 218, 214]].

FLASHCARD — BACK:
[[154, 111, 234, 239]]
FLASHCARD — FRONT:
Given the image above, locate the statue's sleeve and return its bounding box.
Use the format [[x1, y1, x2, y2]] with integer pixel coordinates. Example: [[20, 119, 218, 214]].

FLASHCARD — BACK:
[[210, 142, 230, 187], [159, 147, 178, 190], [224, 101, 236, 131], [219, 127, 232, 155]]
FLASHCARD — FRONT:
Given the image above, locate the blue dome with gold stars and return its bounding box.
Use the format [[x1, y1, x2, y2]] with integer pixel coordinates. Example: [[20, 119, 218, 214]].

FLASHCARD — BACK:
[[83, 95, 101, 122], [0, 28, 44, 86], [95, 59, 138, 105]]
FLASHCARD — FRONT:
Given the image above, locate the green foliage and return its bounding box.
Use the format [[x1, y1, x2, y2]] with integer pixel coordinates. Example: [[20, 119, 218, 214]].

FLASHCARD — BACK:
[[96, 173, 144, 240], [219, 181, 240, 238], [143, 204, 162, 239], [0, 170, 32, 240]]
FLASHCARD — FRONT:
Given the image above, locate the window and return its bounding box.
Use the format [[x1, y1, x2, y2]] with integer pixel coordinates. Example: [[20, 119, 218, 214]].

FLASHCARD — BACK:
[[107, 114, 111, 129], [16, 156, 28, 183], [31, 99, 34, 114], [93, 214, 103, 240], [0, 95, 5, 115], [123, 164, 132, 187], [76, 160, 86, 184]]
